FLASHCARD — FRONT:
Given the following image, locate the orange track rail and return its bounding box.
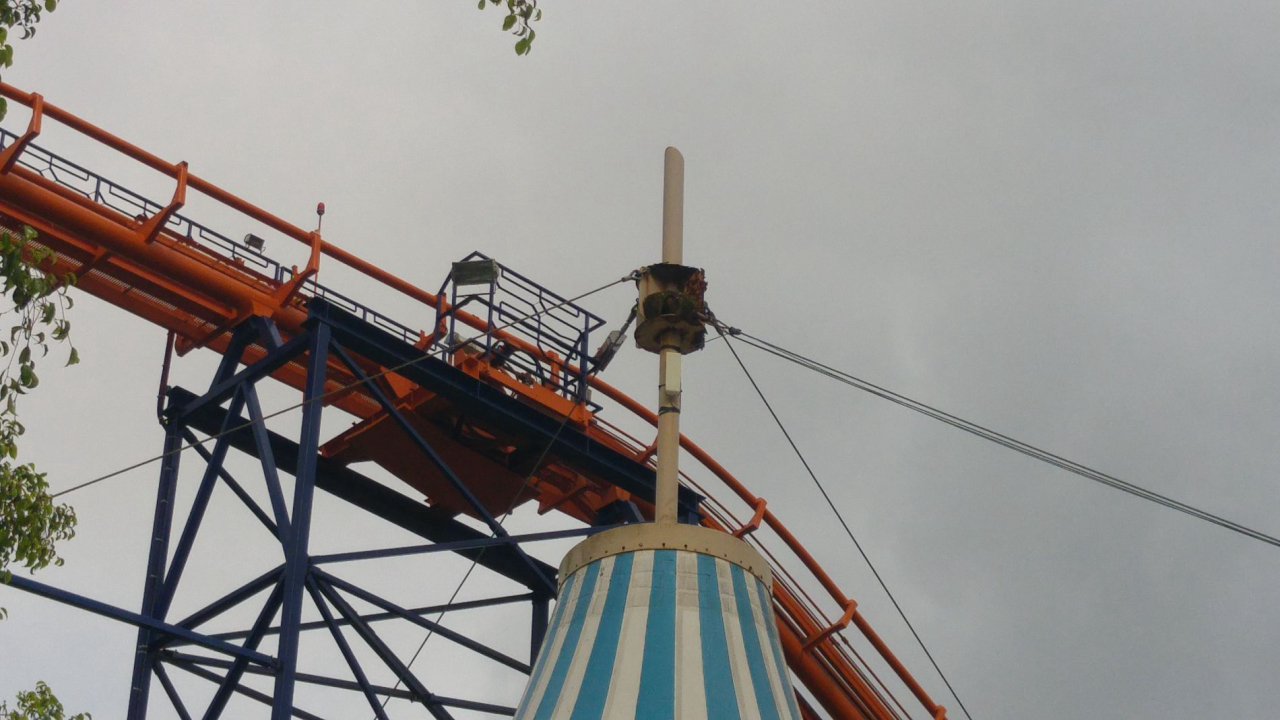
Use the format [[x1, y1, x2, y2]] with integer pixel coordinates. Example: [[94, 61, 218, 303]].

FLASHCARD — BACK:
[[0, 83, 945, 720]]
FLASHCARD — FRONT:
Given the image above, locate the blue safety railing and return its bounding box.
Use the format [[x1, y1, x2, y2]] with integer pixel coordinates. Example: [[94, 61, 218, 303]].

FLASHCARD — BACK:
[[433, 252, 607, 405]]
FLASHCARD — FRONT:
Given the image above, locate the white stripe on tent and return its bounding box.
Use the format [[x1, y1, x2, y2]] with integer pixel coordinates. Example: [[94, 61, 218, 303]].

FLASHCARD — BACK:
[[518, 569, 589, 720], [744, 570, 795, 720], [601, 550, 654, 720], [675, 549, 710, 720], [753, 577, 803, 720], [551, 555, 616, 720], [716, 557, 763, 720]]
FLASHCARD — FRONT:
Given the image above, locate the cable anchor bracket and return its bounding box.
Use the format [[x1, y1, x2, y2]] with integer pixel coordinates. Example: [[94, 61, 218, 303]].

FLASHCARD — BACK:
[[633, 263, 707, 355]]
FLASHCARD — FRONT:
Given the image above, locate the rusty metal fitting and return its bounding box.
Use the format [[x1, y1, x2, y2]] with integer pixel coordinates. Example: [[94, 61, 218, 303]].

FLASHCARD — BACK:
[[633, 262, 707, 354]]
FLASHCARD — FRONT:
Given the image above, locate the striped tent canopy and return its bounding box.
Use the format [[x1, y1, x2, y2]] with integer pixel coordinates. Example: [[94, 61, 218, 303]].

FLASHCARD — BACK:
[[516, 547, 803, 720]]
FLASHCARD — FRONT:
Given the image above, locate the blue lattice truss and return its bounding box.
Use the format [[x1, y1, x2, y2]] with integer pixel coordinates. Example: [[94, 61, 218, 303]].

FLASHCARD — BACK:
[[4, 298, 704, 719]]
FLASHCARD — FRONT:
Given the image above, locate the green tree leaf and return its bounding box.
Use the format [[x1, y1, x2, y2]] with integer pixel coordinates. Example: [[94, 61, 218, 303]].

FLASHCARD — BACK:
[[0, 680, 90, 720]]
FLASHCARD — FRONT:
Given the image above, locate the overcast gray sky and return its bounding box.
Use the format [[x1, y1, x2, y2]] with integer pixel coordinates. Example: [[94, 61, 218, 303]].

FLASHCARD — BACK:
[[1, 1, 1278, 718]]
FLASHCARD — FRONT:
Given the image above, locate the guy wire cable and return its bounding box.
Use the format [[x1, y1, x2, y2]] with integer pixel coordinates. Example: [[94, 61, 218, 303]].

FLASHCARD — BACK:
[[721, 324, 1280, 550], [715, 325, 975, 720]]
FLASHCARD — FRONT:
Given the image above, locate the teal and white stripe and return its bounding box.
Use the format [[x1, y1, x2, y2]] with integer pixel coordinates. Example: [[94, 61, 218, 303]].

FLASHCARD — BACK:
[[516, 549, 801, 720]]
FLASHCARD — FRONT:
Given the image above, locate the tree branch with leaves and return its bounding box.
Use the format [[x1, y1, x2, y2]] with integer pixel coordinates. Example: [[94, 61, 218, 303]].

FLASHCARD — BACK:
[[0, 0, 58, 119], [0, 682, 88, 720], [0, 229, 83, 713], [0, 225, 79, 587], [479, 0, 542, 55], [0, 3, 87, 719]]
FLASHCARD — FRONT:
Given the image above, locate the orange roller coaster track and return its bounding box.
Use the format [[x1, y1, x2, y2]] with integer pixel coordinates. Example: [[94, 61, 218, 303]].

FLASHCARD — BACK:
[[0, 82, 945, 720]]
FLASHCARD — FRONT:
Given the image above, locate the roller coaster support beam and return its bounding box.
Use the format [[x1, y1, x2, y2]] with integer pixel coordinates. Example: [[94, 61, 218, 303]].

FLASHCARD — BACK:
[[3, 574, 276, 667], [269, 320, 328, 719], [0, 306, 593, 718], [126, 414, 184, 719], [327, 341, 554, 595], [171, 389, 563, 590], [305, 298, 705, 521]]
